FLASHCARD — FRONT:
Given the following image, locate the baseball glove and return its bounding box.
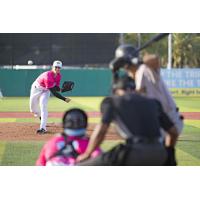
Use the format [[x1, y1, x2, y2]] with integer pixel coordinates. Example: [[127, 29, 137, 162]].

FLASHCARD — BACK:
[[61, 81, 75, 93]]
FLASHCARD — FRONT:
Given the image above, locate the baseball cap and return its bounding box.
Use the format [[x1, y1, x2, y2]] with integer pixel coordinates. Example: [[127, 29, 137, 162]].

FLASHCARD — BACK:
[[53, 60, 62, 68]]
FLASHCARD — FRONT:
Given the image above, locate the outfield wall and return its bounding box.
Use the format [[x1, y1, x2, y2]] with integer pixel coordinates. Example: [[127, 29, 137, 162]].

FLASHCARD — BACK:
[[0, 69, 112, 96], [0, 68, 200, 96]]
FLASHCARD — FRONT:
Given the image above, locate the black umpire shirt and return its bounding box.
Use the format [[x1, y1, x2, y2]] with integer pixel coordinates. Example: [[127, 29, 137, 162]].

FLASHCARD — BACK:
[[101, 93, 174, 140]]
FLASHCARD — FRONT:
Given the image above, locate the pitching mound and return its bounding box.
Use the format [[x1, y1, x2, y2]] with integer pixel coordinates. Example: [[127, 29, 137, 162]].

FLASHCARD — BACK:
[[0, 122, 121, 141]]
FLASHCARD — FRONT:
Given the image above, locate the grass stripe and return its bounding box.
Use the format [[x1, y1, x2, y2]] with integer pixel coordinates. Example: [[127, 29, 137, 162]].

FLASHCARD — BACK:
[[184, 120, 200, 129], [1, 96, 200, 112], [177, 148, 200, 166], [0, 97, 104, 112], [0, 141, 44, 166], [89, 118, 100, 123], [0, 142, 6, 165], [0, 118, 198, 124], [0, 117, 100, 124], [0, 140, 200, 166], [0, 118, 16, 122]]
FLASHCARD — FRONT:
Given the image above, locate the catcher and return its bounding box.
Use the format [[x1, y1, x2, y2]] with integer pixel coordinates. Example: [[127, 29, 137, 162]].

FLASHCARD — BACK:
[[30, 60, 75, 134], [36, 108, 102, 166]]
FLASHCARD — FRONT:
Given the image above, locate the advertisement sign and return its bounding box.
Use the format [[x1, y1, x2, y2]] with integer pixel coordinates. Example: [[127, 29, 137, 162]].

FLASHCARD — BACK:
[[161, 69, 200, 96]]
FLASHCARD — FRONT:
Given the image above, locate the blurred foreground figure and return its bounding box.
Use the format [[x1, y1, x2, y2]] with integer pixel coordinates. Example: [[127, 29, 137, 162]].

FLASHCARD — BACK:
[[135, 54, 184, 135], [135, 54, 184, 165], [36, 108, 102, 166], [110, 44, 183, 165], [77, 76, 179, 166]]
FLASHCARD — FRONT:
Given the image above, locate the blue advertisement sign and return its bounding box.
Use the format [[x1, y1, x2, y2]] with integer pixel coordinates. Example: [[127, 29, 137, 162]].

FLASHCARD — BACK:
[[161, 69, 200, 88]]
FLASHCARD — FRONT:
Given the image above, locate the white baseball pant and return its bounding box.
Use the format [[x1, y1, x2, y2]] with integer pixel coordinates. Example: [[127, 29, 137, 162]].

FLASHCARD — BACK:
[[30, 82, 50, 130]]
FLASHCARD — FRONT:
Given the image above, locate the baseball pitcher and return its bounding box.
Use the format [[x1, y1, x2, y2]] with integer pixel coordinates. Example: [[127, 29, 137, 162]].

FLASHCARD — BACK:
[[29, 60, 74, 134], [36, 109, 102, 166]]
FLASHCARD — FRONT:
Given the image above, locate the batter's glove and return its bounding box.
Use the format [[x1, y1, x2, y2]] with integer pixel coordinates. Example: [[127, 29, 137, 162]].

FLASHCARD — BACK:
[[61, 81, 75, 93]]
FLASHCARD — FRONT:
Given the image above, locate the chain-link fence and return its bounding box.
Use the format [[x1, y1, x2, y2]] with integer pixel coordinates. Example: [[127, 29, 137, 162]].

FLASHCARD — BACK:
[[0, 33, 119, 67]]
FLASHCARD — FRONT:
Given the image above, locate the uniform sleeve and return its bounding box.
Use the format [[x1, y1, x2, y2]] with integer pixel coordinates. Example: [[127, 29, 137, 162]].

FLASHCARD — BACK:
[[74, 139, 102, 158], [49, 87, 66, 101], [100, 97, 115, 124], [56, 74, 61, 87], [156, 100, 174, 131], [135, 66, 146, 91], [43, 72, 53, 89], [91, 147, 102, 158], [44, 72, 61, 89]]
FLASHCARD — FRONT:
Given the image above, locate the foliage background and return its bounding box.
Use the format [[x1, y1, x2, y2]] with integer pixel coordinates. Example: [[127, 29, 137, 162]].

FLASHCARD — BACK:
[[124, 33, 200, 68]]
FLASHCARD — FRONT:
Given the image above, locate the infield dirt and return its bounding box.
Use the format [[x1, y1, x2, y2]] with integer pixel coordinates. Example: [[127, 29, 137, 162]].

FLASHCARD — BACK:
[[0, 122, 122, 141], [0, 111, 199, 141]]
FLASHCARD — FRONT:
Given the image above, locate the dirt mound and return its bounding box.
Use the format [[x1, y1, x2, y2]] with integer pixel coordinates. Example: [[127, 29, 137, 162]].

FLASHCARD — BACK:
[[0, 123, 121, 141]]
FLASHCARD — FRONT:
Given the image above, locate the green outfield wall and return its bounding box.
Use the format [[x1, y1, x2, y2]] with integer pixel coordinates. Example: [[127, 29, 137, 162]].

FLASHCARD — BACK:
[[0, 69, 112, 96], [1, 68, 200, 97]]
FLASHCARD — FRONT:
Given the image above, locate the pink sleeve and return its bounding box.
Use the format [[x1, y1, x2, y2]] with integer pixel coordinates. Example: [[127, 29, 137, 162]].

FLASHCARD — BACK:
[[91, 148, 102, 158], [37, 71, 61, 89], [74, 139, 102, 158], [44, 72, 54, 88], [56, 74, 61, 87]]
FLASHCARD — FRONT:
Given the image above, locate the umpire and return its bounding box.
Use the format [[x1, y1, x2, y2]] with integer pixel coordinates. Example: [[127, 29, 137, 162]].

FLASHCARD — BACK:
[[77, 75, 179, 166]]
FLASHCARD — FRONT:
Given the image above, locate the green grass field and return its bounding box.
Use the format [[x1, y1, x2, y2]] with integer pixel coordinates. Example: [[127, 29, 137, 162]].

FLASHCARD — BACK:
[[0, 96, 200, 166]]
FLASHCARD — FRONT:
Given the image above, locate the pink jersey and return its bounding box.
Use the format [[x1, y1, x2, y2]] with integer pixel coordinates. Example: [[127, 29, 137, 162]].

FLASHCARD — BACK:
[[36, 134, 102, 166], [36, 70, 61, 89]]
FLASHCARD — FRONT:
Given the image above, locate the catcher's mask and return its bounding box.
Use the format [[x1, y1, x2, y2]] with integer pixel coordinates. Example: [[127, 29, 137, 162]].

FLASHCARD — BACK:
[[112, 75, 136, 93], [109, 44, 140, 72], [63, 109, 88, 136]]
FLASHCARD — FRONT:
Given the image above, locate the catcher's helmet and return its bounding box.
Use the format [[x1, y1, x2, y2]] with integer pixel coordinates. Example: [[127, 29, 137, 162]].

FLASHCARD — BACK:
[[63, 108, 88, 130], [112, 75, 136, 92]]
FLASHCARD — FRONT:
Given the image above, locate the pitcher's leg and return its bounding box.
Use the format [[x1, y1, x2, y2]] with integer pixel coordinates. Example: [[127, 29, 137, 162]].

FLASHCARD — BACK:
[[39, 91, 50, 130], [29, 85, 41, 117]]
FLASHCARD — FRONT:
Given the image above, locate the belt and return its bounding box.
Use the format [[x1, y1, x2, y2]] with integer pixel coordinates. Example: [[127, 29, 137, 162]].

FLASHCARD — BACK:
[[33, 82, 48, 91], [126, 137, 162, 144]]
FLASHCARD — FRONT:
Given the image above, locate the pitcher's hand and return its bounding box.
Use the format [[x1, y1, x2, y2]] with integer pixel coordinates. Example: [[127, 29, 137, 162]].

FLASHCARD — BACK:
[[65, 97, 71, 103]]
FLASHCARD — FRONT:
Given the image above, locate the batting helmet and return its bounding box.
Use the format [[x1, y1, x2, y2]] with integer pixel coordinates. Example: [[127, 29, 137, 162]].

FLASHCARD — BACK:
[[115, 44, 138, 60], [110, 44, 140, 72], [63, 108, 88, 130]]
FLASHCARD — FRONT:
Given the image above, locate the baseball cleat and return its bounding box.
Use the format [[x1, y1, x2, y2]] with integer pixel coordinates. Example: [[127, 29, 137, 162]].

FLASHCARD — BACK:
[[36, 128, 47, 134]]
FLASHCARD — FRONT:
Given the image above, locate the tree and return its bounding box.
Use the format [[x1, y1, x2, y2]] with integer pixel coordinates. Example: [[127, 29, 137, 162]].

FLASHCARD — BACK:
[[124, 33, 200, 68], [124, 33, 168, 67]]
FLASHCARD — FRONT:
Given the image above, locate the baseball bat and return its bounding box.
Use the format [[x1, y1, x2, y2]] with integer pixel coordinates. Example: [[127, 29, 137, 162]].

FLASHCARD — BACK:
[[136, 33, 169, 52]]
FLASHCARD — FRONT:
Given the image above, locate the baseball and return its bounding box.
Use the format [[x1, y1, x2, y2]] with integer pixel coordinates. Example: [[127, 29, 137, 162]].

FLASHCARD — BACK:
[[28, 60, 33, 65]]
